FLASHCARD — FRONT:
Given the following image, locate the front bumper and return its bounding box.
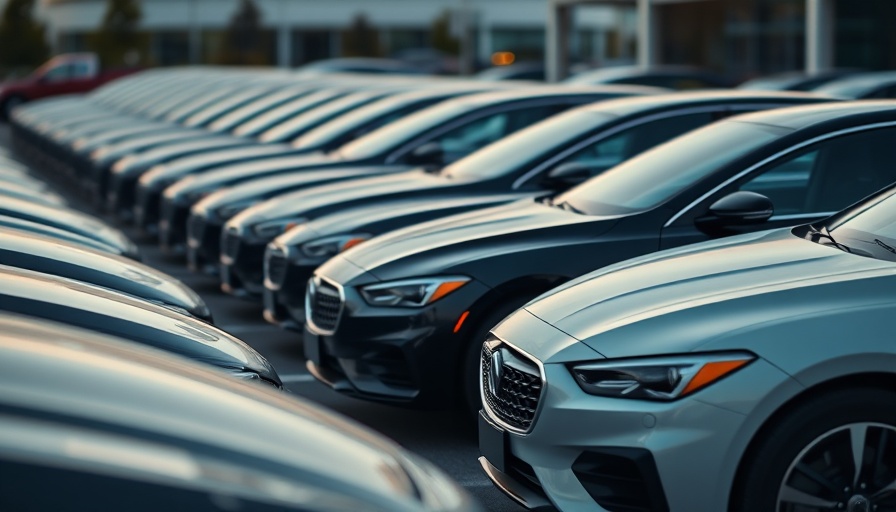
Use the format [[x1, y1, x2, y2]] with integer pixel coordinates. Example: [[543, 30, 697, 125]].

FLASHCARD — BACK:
[[479, 337, 794, 512], [304, 278, 490, 408]]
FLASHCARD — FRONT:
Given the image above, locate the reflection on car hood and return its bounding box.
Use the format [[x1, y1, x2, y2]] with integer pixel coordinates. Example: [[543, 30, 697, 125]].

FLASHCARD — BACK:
[[525, 228, 894, 358], [336, 199, 603, 284], [232, 169, 447, 226], [0, 316, 473, 512], [173, 152, 337, 192], [148, 143, 295, 181], [193, 165, 410, 216], [280, 191, 541, 247], [0, 228, 205, 316], [0, 266, 276, 380]]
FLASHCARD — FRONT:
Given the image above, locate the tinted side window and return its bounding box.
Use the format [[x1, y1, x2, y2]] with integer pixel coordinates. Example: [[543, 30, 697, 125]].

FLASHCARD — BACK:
[[433, 105, 562, 163], [557, 112, 716, 176], [739, 127, 896, 215]]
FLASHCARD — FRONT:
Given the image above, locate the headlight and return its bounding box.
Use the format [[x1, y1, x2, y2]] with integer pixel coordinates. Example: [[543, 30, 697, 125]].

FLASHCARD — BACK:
[[301, 234, 371, 259], [570, 352, 754, 401], [252, 218, 305, 238], [112, 155, 135, 173], [360, 276, 470, 308], [216, 200, 260, 220]]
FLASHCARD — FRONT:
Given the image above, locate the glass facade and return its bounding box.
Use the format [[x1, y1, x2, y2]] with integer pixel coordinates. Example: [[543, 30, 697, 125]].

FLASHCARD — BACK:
[[656, 0, 896, 80]]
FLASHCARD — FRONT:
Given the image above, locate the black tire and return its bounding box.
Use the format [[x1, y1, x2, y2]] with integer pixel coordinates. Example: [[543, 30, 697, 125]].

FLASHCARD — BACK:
[[1, 95, 26, 121], [459, 295, 533, 416], [733, 387, 896, 512]]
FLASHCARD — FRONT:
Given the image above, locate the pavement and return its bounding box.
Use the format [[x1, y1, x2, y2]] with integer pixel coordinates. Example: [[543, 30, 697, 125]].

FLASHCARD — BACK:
[[0, 125, 527, 512]]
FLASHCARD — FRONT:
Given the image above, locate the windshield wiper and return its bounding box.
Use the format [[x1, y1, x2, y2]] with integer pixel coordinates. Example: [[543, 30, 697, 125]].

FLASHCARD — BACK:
[[807, 224, 852, 254], [554, 200, 584, 214], [875, 238, 896, 255]]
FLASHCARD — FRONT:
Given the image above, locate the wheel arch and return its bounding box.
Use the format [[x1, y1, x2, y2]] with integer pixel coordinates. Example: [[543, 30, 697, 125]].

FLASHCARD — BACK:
[[728, 371, 896, 510]]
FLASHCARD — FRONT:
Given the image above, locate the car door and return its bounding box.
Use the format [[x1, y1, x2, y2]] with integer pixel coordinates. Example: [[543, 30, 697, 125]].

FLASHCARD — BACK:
[[659, 125, 896, 249]]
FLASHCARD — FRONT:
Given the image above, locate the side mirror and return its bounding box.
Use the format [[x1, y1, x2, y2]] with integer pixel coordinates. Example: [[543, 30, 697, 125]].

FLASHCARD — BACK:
[[406, 142, 445, 168], [542, 162, 594, 190], [699, 191, 774, 228]]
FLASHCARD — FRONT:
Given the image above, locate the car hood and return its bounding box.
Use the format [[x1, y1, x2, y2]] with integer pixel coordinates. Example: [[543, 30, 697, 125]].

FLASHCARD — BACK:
[[0, 266, 277, 382], [0, 317, 474, 512], [193, 165, 412, 218], [335, 199, 611, 286], [146, 143, 296, 183], [231, 169, 453, 228], [0, 229, 209, 320], [279, 190, 543, 248], [130, 136, 256, 164], [170, 152, 339, 194], [0, 197, 138, 258], [525, 228, 895, 358], [98, 130, 212, 158]]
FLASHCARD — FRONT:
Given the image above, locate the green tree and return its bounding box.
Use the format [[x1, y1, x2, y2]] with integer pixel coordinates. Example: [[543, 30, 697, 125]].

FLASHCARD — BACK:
[[90, 0, 147, 67], [219, 0, 269, 65], [341, 14, 381, 58], [0, 0, 50, 74]]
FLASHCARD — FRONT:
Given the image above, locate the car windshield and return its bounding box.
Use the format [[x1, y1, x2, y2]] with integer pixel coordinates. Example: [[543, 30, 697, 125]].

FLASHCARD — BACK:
[[337, 100, 478, 160], [292, 94, 431, 150], [441, 110, 615, 181], [824, 190, 896, 262], [555, 120, 790, 216]]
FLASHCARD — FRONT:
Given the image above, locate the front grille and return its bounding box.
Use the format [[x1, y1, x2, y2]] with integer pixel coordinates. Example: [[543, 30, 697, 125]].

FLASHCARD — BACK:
[[160, 197, 174, 223], [222, 228, 241, 259], [482, 342, 543, 432], [187, 214, 206, 243], [309, 278, 342, 332], [266, 247, 288, 286]]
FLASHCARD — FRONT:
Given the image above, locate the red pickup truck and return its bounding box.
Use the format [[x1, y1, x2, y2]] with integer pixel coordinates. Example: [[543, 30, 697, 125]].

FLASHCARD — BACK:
[[0, 53, 140, 120]]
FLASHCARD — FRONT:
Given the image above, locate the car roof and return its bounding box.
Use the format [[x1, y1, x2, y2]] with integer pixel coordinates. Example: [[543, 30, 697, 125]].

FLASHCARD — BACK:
[[580, 90, 833, 117], [730, 100, 896, 130]]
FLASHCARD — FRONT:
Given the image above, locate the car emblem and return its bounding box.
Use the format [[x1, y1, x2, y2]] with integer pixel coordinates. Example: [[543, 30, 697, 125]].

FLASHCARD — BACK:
[[489, 349, 504, 393]]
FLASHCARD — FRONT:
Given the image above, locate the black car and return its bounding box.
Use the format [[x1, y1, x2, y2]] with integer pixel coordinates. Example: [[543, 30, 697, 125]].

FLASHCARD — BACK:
[[168, 86, 656, 272], [0, 315, 478, 512], [0, 228, 211, 321], [109, 85, 419, 222], [0, 266, 280, 386], [261, 91, 834, 330], [0, 196, 139, 259], [90, 87, 348, 203], [305, 101, 896, 412], [142, 84, 504, 244]]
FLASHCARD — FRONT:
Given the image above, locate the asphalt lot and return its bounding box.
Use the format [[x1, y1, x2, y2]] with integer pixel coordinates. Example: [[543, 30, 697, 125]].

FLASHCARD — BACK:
[[0, 125, 525, 512]]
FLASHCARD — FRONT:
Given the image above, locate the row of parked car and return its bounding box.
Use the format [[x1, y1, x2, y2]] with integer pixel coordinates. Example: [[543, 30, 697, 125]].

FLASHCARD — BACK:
[[8, 64, 896, 511]]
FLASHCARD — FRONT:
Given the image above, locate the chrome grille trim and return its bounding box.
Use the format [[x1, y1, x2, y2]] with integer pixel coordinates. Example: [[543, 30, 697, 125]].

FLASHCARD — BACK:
[[481, 337, 545, 434], [305, 276, 343, 335]]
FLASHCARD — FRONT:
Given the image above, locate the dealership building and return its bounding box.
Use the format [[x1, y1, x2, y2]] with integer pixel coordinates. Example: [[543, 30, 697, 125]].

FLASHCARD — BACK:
[[31, 0, 896, 80]]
